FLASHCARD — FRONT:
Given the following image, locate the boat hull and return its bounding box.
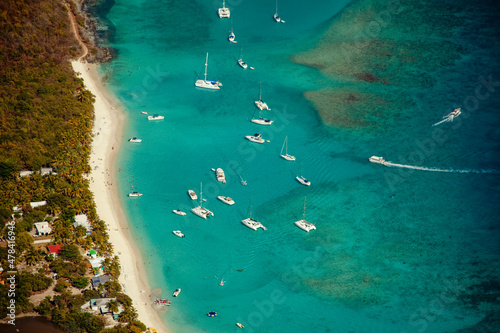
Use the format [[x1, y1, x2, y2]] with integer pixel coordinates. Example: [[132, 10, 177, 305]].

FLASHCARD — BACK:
[[195, 80, 221, 90]]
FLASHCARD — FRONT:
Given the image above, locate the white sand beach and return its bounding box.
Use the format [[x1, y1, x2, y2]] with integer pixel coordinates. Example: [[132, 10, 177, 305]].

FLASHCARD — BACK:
[[72, 60, 169, 333]]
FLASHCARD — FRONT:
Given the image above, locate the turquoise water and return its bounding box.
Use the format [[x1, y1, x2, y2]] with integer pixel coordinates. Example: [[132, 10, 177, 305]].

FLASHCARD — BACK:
[[92, 0, 500, 332]]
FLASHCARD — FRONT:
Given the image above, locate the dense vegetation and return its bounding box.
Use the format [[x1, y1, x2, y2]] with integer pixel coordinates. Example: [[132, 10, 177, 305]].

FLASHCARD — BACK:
[[0, 1, 145, 332]]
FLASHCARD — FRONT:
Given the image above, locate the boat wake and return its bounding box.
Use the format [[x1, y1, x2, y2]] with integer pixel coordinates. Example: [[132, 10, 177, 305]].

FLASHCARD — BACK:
[[383, 162, 500, 174]]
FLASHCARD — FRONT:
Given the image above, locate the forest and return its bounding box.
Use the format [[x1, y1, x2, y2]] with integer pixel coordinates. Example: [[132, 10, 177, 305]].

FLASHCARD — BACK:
[[0, 1, 144, 332]]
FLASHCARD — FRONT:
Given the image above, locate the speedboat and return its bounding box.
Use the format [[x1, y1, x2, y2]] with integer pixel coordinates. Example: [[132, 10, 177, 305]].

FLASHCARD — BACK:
[[217, 196, 235, 205], [172, 210, 187, 216], [245, 133, 265, 143], [147, 114, 164, 121], [369, 156, 386, 164], [207, 311, 217, 317], [445, 108, 461, 120], [294, 219, 316, 232], [215, 168, 226, 183], [236, 323, 244, 328], [241, 217, 267, 231], [218, 0, 230, 18], [228, 31, 236, 43], [128, 191, 142, 197], [238, 58, 248, 69], [188, 190, 197, 200], [128, 137, 142, 143], [195, 53, 222, 90], [141, 111, 148, 115], [251, 117, 273, 125], [296, 175, 311, 186], [173, 230, 185, 238], [173, 288, 181, 297]]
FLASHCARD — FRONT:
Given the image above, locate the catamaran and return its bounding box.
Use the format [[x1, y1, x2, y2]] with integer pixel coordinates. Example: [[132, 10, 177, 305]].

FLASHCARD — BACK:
[[280, 136, 296, 161], [294, 196, 316, 232], [195, 53, 222, 90], [254, 82, 271, 110], [218, 0, 230, 18], [191, 183, 214, 220], [241, 197, 267, 231]]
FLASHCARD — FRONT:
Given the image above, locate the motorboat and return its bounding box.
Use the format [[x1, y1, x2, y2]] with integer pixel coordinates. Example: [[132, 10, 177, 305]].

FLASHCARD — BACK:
[[215, 168, 226, 183], [294, 196, 316, 232], [296, 175, 311, 186], [173, 230, 185, 238], [128, 137, 142, 143], [245, 133, 265, 143], [207, 311, 217, 317], [172, 210, 187, 216], [369, 156, 386, 164], [280, 136, 296, 161], [141, 111, 148, 115], [191, 183, 214, 220], [147, 114, 164, 120], [173, 288, 181, 297], [218, 0, 230, 18], [217, 196, 235, 205], [445, 108, 461, 119], [128, 191, 142, 197], [254, 82, 271, 110], [188, 190, 198, 200], [236, 323, 244, 328], [195, 53, 222, 90], [218, 279, 225, 286]]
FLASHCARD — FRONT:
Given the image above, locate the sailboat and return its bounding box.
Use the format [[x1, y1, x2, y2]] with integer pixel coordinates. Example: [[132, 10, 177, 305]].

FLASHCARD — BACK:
[[273, 0, 285, 23], [191, 183, 214, 219], [254, 82, 271, 110], [296, 163, 311, 186], [251, 110, 273, 125], [294, 196, 316, 232], [195, 53, 222, 90], [237, 47, 248, 69], [241, 197, 267, 231], [280, 136, 296, 161], [218, 0, 230, 18], [228, 29, 237, 43]]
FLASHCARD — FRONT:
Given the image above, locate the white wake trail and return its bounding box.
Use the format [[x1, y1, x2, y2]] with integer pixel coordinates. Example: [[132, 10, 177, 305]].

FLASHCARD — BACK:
[[383, 162, 500, 174]]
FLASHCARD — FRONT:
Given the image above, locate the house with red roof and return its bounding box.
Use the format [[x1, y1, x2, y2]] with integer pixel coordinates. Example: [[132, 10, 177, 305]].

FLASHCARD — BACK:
[[47, 244, 63, 258]]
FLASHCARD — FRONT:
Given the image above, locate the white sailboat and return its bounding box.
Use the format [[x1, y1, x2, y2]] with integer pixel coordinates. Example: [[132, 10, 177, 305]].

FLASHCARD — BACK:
[[294, 196, 316, 232], [218, 0, 230, 18], [273, 0, 285, 23], [195, 53, 222, 90], [251, 110, 273, 125], [237, 47, 248, 69], [228, 27, 237, 43], [241, 197, 267, 231], [254, 82, 271, 110], [191, 183, 214, 219], [280, 136, 296, 161], [296, 163, 311, 186]]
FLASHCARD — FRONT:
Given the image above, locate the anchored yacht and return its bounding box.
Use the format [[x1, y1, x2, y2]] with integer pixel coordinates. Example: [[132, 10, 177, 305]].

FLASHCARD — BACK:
[[245, 133, 265, 143], [217, 196, 235, 205], [218, 0, 230, 18]]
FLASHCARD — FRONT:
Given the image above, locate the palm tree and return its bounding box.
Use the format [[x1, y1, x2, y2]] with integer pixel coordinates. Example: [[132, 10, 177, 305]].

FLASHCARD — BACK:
[[107, 299, 119, 314], [25, 246, 43, 266], [119, 306, 137, 323]]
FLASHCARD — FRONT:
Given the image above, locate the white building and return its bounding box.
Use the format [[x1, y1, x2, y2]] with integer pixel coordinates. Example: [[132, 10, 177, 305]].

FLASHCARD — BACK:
[[30, 201, 47, 209], [74, 214, 92, 234], [34, 222, 52, 235]]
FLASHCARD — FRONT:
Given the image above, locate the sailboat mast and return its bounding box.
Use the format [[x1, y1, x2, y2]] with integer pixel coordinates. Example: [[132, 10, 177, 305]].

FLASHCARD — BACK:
[[275, 0, 278, 15], [204, 53, 208, 82], [259, 82, 262, 101], [302, 196, 307, 219], [200, 182, 203, 207]]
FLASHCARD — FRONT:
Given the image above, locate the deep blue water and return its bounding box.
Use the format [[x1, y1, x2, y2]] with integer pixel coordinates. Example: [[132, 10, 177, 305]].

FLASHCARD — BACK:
[[92, 0, 500, 332]]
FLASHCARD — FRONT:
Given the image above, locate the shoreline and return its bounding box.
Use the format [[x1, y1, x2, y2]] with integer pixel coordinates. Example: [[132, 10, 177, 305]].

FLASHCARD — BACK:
[[71, 60, 170, 333]]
